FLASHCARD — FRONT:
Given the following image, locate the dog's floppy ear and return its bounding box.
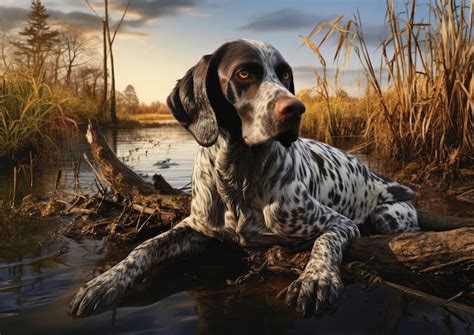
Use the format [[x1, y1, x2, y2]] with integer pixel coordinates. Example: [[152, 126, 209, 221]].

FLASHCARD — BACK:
[[167, 54, 219, 147], [289, 70, 295, 95]]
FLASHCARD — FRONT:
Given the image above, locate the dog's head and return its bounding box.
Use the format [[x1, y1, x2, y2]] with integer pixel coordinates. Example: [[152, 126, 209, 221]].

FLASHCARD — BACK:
[[167, 39, 305, 148]]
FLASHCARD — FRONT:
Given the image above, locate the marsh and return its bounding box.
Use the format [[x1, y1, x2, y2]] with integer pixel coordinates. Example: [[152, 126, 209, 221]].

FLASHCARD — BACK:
[[0, 125, 472, 334]]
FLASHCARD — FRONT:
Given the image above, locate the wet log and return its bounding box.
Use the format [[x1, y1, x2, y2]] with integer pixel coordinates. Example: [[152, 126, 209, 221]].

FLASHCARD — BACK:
[[250, 227, 474, 278], [347, 227, 473, 276], [85, 118, 474, 279], [417, 210, 474, 231], [86, 118, 179, 197], [86, 118, 190, 214]]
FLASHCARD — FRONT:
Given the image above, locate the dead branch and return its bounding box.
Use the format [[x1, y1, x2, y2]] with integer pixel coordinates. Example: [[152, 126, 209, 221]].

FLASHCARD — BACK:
[[86, 118, 178, 197]]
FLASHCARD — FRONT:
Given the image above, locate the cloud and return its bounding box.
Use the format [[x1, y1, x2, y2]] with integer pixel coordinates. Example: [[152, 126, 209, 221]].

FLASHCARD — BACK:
[[50, 10, 102, 30], [0, 7, 28, 29], [239, 7, 388, 44], [292, 65, 390, 96], [293, 65, 364, 78], [0, 1, 204, 39], [239, 8, 322, 33], [358, 25, 389, 46], [108, 0, 201, 22]]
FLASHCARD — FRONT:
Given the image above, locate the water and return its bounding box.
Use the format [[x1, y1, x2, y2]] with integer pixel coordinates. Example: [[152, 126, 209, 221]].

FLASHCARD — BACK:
[[0, 125, 473, 334]]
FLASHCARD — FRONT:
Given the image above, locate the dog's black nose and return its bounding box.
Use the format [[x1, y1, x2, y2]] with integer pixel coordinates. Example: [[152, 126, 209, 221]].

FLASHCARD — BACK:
[[275, 97, 306, 119]]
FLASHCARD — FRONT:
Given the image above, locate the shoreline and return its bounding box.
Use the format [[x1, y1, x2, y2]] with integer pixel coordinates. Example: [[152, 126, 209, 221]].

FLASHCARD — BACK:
[[77, 118, 180, 130]]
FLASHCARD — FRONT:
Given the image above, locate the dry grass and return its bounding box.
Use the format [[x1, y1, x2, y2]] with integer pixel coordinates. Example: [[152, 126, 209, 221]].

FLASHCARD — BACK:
[[298, 87, 367, 143], [117, 112, 175, 124], [0, 72, 94, 159], [303, 0, 473, 182]]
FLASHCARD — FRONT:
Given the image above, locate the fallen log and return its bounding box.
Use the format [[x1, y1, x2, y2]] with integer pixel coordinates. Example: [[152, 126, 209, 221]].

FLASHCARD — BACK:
[[347, 227, 473, 276], [417, 210, 474, 230], [86, 118, 180, 197], [84, 118, 473, 308]]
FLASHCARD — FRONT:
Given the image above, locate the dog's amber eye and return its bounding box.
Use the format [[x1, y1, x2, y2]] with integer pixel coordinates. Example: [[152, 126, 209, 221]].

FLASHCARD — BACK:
[[237, 70, 250, 80], [282, 72, 290, 80]]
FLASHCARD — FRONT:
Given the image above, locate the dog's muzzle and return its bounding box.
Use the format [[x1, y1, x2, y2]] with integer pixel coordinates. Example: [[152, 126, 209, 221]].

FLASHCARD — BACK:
[[274, 96, 306, 120], [274, 96, 305, 147]]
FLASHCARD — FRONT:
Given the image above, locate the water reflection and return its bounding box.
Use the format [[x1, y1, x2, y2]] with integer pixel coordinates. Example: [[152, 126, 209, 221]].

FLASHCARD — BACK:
[[0, 126, 198, 205], [0, 126, 473, 334], [2, 238, 472, 334]]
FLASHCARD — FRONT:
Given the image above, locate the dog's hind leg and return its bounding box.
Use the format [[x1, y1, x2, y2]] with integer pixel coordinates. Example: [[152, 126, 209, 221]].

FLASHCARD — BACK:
[[69, 221, 210, 317], [367, 201, 419, 234]]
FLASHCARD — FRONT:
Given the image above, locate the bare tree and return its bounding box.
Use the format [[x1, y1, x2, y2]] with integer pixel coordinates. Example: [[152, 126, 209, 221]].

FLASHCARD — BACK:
[[59, 25, 94, 87], [86, 0, 130, 124], [106, 0, 130, 124], [0, 25, 13, 71], [123, 84, 139, 114], [102, 15, 108, 121], [73, 65, 102, 98]]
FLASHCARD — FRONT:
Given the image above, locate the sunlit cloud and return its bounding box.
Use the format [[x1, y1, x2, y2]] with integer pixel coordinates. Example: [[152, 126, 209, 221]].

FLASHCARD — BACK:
[[108, 0, 202, 22], [0, 0, 206, 40], [293, 65, 389, 97], [239, 8, 323, 32]]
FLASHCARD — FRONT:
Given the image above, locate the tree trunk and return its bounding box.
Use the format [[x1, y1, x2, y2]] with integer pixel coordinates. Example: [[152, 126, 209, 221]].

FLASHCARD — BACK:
[[53, 49, 60, 84], [100, 21, 108, 119], [105, 0, 117, 125], [107, 33, 117, 125]]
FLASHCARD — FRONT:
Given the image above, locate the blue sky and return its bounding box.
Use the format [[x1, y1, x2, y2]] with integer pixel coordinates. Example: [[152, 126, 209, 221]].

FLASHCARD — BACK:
[[1, 0, 401, 103]]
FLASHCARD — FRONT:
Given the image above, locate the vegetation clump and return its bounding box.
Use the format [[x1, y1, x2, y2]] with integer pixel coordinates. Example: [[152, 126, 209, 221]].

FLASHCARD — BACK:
[[301, 0, 473, 183], [0, 0, 171, 160]]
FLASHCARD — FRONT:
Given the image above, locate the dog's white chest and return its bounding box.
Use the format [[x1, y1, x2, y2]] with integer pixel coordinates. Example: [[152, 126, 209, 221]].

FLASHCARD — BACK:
[[221, 194, 316, 247]]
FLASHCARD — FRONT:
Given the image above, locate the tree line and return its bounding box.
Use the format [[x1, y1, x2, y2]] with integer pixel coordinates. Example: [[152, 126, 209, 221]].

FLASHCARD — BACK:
[[1, 0, 168, 122]]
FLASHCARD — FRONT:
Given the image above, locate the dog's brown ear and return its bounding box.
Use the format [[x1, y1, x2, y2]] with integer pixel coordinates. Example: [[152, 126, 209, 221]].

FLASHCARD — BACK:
[[289, 71, 295, 94], [167, 55, 219, 147]]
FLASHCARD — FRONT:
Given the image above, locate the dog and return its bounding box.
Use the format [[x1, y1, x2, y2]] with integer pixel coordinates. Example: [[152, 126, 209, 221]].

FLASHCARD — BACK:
[[70, 39, 419, 317]]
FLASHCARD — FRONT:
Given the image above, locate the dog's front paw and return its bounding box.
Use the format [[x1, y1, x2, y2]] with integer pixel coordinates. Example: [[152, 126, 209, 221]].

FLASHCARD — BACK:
[[69, 271, 125, 317], [285, 267, 343, 317]]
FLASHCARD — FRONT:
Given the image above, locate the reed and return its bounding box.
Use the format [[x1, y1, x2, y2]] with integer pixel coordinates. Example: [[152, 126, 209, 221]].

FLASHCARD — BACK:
[[0, 72, 93, 160], [298, 87, 367, 144], [303, 0, 473, 182]]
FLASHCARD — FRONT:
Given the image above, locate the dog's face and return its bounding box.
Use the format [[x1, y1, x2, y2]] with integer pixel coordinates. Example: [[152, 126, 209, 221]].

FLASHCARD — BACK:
[[167, 39, 305, 148]]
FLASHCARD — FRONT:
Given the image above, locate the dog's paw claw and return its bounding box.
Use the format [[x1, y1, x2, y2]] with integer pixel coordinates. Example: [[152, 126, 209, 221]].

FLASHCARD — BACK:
[[69, 274, 124, 317], [285, 268, 343, 317]]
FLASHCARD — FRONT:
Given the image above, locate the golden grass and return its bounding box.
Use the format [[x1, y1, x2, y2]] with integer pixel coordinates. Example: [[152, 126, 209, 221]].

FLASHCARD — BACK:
[[298, 88, 367, 143], [0, 72, 95, 159], [303, 0, 473, 182], [117, 112, 175, 124]]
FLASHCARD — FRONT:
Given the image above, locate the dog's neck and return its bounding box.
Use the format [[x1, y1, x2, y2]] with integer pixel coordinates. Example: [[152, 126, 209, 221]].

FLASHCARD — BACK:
[[211, 132, 276, 183]]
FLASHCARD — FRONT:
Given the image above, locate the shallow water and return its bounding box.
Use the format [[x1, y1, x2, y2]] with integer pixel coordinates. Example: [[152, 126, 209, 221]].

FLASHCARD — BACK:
[[0, 125, 473, 334]]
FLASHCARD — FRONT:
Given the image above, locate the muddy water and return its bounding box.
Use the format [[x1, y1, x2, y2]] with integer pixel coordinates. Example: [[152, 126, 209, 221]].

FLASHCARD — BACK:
[[0, 125, 473, 334]]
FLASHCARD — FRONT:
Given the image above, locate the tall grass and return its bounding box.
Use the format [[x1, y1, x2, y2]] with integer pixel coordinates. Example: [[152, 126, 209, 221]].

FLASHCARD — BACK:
[[0, 72, 89, 160], [304, 0, 473, 182], [298, 87, 367, 143]]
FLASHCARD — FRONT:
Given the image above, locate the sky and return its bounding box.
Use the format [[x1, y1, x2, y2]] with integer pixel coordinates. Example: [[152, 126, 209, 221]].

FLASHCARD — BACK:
[[0, 0, 402, 103]]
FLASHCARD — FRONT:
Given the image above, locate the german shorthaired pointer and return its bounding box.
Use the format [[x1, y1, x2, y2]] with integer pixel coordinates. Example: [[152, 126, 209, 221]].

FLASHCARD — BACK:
[[70, 39, 419, 317]]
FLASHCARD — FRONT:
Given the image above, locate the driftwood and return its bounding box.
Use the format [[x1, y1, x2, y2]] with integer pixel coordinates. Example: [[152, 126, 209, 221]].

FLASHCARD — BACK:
[[347, 227, 473, 275], [86, 118, 181, 197], [83, 118, 473, 311]]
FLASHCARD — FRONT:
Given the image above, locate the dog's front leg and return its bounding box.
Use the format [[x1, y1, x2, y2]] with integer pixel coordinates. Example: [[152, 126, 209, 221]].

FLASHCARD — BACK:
[[70, 221, 209, 317], [285, 210, 360, 317]]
